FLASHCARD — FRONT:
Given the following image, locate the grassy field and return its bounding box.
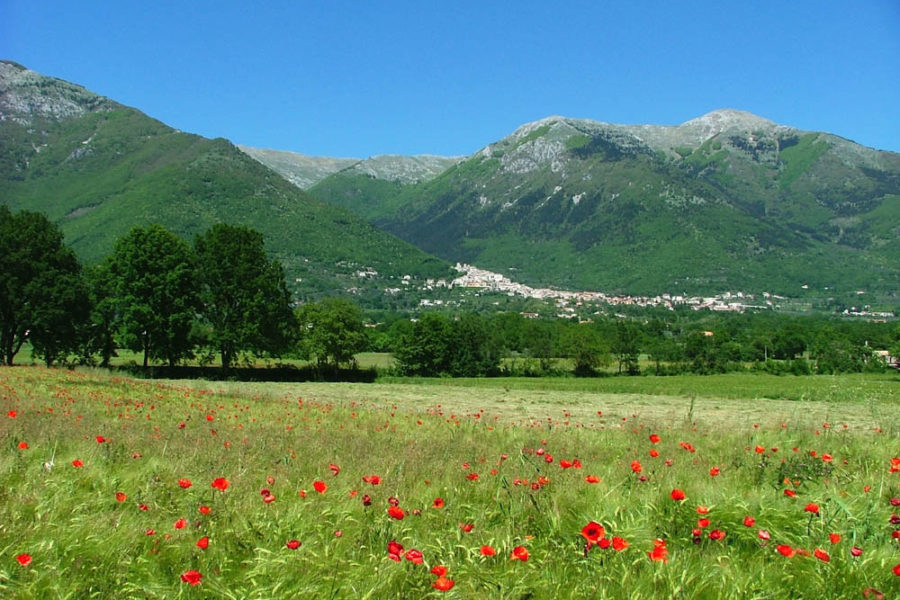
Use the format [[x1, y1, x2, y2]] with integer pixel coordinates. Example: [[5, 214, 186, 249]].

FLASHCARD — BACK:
[[1, 366, 899, 599]]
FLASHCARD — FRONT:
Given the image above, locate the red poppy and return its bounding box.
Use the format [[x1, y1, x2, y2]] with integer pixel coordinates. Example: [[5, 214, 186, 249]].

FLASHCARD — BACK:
[[851, 546, 863, 557], [708, 529, 725, 540], [405, 549, 424, 564], [263, 492, 275, 503], [585, 475, 601, 483], [139, 503, 148, 511], [893, 563, 900, 576], [211, 477, 229, 491], [329, 463, 340, 476], [776, 545, 795, 557], [199, 505, 211, 515], [431, 565, 447, 576], [697, 518, 710, 529], [784, 489, 797, 497], [460, 523, 474, 533], [362, 474, 381, 485], [581, 521, 605, 545], [612, 536, 628, 551], [649, 433, 661, 444], [631, 460, 642, 474], [178, 479, 192, 489], [196, 536, 209, 549], [174, 518, 187, 529], [145, 528, 155, 536], [72, 459, 84, 468], [313, 480, 327, 494], [433, 497, 445, 508], [511, 546, 529, 561], [696, 505, 708, 515], [480, 545, 496, 556], [648, 539, 668, 562], [16, 553, 32, 566], [286, 539, 301, 549], [17, 441, 27, 450], [466, 472, 479, 481], [758, 530, 771, 541], [432, 576, 455, 591], [387, 506, 405, 520], [115, 492, 127, 502], [804, 502, 819, 515], [743, 516, 755, 527], [649, 449, 660, 458], [180, 569, 202, 586], [814, 548, 830, 562], [709, 466, 720, 476], [671, 489, 686, 501], [96, 435, 106, 443], [7, 410, 16, 418], [559, 459, 573, 469], [829, 532, 841, 544], [754, 445, 765, 454]]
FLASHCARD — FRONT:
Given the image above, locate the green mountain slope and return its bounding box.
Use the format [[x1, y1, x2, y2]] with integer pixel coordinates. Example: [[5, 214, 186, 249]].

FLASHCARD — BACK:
[[311, 111, 900, 296], [0, 61, 449, 299]]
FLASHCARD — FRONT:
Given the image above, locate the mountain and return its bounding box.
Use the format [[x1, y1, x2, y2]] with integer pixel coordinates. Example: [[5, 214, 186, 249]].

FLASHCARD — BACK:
[[0, 61, 450, 300], [310, 110, 900, 297]]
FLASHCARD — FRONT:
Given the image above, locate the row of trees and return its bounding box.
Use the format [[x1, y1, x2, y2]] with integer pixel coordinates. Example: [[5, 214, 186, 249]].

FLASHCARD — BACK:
[[1, 207, 296, 370]]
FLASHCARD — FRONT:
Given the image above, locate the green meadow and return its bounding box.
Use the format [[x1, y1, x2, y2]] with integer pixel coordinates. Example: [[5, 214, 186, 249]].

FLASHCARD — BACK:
[[1, 366, 899, 599]]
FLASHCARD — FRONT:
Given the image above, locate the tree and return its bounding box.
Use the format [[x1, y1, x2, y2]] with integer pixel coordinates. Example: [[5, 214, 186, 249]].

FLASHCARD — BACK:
[[562, 324, 610, 376], [194, 224, 294, 371], [83, 260, 119, 368], [109, 225, 198, 368], [611, 320, 641, 375], [0, 207, 88, 365], [296, 298, 367, 368], [394, 313, 452, 376]]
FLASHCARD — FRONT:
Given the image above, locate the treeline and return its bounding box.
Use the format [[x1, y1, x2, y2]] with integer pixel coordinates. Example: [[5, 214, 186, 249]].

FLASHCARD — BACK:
[[375, 310, 899, 376], [1, 207, 297, 370]]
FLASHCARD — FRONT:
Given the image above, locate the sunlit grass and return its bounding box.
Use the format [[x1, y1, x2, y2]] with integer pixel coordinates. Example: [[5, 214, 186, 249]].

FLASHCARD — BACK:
[[1, 366, 898, 599]]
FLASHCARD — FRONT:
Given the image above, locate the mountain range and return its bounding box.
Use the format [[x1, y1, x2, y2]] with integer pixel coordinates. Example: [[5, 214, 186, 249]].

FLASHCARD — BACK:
[[3, 60, 898, 303]]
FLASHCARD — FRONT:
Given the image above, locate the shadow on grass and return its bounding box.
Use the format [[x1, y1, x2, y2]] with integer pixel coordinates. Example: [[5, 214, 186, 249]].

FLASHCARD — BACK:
[[111, 364, 378, 383]]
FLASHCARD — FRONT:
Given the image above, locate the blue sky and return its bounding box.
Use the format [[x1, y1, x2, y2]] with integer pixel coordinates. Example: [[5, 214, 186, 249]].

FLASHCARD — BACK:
[[3, 1, 899, 157]]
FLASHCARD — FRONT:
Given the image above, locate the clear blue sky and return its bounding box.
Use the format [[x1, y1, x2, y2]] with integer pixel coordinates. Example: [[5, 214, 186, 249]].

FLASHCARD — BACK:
[[3, 1, 899, 157]]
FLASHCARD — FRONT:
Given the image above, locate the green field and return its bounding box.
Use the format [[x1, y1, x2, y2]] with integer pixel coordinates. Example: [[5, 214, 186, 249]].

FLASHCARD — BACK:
[[2, 367, 899, 598]]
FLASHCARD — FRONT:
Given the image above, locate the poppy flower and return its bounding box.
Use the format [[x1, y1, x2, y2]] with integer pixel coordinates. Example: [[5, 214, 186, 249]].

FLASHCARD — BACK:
[[329, 463, 340, 476], [115, 492, 127, 502], [598, 538, 611, 549], [814, 548, 830, 562], [211, 477, 229, 491], [432, 576, 455, 591], [893, 563, 900, 576], [460, 523, 474, 533], [387, 506, 405, 520], [178, 479, 192, 489], [511, 546, 529, 561], [631, 461, 642, 474], [286, 539, 301, 549], [612, 536, 628, 551], [16, 553, 32, 566], [708, 529, 725, 540], [180, 569, 202, 586], [804, 503, 819, 515], [697, 518, 710, 529], [362, 494, 372, 506], [199, 505, 211, 515], [649, 449, 660, 458], [649, 434, 661, 444], [7, 410, 16, 418], [671, 489, 686, 501], [433, 497, 445, 508], [17, 441, 28, 450], [560, 459, 573, 469], [581, 521, 605, 545], [754, 445, 765, 454], [648, 539, 668, 562], [431, 565, 448, 576], [784, 489, 797, 497], [196, 536, 209, 549], [776, 545, 795, 557], [851, 546, 863, 557], [584, 475, 601, 483], [72, 459, 84, 468], [466, 472, 479, 481], [709, 466, 720, 476], [362, 474, 381, 485], [758, 530, 771, 541], [480, 545, 496, 556], [696, 505, 708, 515], [174, 518, 187, 529], [145, 528, 155, 536], [96, 436, 106, 443], [743, 516, 755, 527], [405, 549, 424, 564], [829, 533, 841, 544], [313, 481, 327, 494]]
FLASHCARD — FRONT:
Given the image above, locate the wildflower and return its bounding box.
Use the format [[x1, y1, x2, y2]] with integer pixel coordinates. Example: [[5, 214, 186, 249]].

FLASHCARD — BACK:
[[196, 536, 209, 549], [480, 545, 496, 556], [698, 518, 710, 528], [777, 545, 795, 557], [612, 536, 629, 551], [814, 548, 830, 562], [743, 516, 755, 527], [581, 521, 605, 547], [648, 539, 668, 562], [431, 565, 447, 576], [313, 480, 327, 494], [17, 441, 27, 450], [433, 497, 445, 508], [286, 539, 302, 550], [16, 554, 32, 566], [460, 523, 474, 533], [96, 435, 106, 443], [115, 492, 127, 502], [851, 546, 863, 557], [709, 529, 726, 540], [174, 518, 187, 529], [511, 546, 529, 561], [649, 449, 660, 458], [829, 533, 841, 544], [466, 472, 479, 481], [211, 477, 229, 491], [180, 570, 202, 586], [804, 503, 820, 515], [649, 434, 661, 444], [631, 460, 642, 474], [178, 478, 192, 489], [7, 410, 16, 418], [758, 530, 771, 541], [784, 489, 797, 497], [405, 549, 424, 564], [671, 489, 686, 501], [199, 505, 211, 515], [72, 459, 84, 468], [387, 506, 405, 520], [585, 475, 601, 483], [432, 576, 455, 591], [329, 463, 340, 476], [709, 466, 720, 476]]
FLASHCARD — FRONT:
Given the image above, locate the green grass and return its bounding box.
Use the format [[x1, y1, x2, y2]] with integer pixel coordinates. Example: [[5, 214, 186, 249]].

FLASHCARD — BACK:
[[2, 366, 899, 599]]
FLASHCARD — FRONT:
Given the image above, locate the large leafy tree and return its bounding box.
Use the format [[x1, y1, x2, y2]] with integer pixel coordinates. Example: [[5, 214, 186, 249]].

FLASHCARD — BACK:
[[0, 206, 89, 365], [194, 224, 294, 371], [109, 224, 198, 368], [296, 298, 367, 369]]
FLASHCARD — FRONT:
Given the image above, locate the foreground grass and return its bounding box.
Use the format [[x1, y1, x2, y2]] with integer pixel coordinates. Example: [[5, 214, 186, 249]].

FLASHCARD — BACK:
[[1, 367, 898, 599]]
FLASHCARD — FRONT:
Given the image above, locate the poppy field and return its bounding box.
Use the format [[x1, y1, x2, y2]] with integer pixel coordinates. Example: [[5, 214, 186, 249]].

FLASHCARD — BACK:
[[1, 367, 899, 599]]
